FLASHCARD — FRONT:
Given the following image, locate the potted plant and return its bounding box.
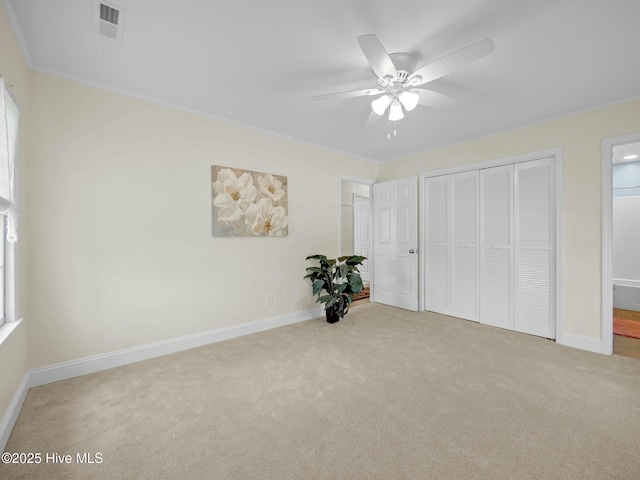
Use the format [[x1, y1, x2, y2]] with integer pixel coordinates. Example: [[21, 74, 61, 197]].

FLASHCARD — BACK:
[[304, 254, 366, 323]]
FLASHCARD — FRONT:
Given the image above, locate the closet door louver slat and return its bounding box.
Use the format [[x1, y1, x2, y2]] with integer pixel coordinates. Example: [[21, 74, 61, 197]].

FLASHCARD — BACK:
[[450, 171, 478, 321], [479, 165, 514, 330], [425, 177, 449, 315], [514, 160, 554, 338]]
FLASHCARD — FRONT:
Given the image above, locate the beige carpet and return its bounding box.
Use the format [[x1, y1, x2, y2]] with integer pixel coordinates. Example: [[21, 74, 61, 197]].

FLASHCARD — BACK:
[[2, 303, 640, 479]]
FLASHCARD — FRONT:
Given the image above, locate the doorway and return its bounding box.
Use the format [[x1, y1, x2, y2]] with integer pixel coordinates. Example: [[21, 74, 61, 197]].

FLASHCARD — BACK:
[[602, 133, 640, 358], [340, 179, 372, 304], [611, 141, 640, 359]]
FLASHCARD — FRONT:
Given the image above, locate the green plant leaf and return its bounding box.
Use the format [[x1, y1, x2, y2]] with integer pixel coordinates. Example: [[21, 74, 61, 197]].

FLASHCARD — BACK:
[[339, 264, 348, 277], [312, 279, 325, 295], [344, 255, 366, 265], [305, 267, 324, 273], [349, 274, 363, 293], [317, 295, 333, 304]]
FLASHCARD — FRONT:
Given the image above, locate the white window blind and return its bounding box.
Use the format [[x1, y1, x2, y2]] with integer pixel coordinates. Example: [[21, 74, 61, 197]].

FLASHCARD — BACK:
[[0, 76, 19, 243], [0, 77, 19, 328]]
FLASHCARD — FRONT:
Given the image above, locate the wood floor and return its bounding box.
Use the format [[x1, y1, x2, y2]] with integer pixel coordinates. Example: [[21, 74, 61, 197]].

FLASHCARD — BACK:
[[612, 308, 640, 360], [614, 335, 640, 360], [614, 308, 640, 322], [351, 297, 371, 307]]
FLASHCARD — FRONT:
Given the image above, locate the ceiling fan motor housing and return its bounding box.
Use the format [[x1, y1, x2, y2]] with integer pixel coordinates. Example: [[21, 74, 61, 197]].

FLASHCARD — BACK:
[[389, 53, 417, 82]]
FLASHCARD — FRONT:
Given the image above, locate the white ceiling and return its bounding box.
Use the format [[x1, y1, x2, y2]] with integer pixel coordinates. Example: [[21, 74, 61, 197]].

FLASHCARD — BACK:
[[5, 0, 640, 162]]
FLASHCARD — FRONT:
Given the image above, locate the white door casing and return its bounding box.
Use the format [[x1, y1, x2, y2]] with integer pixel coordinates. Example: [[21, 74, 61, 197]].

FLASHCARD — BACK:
[[353, 194, 371, 282], [373, 177, 419, 311], [601, 133, 640, 355]]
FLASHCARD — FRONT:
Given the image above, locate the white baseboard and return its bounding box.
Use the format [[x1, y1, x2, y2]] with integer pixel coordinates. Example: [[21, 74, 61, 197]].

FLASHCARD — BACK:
[[1, 306, 322, 451], [0, 374, 29, 452], [558, 332, 603, 354], [28, 306, 323, 388]]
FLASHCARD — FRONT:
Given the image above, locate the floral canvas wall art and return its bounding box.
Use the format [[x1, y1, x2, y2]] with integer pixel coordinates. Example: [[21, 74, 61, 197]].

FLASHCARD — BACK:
[[212, 166, 288, 236]]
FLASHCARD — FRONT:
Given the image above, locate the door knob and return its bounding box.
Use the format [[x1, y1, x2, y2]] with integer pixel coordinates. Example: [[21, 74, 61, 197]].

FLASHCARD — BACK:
[[409, 249, 416, 254]]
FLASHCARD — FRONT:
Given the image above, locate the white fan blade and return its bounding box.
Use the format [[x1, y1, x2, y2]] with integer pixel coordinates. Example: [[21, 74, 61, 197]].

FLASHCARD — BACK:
[[365, 110, 381, 127], [416, 89, 457, 108], [357, 34, 397, 80], [408, 38, 494, 86], [312, 88, 384, 100]]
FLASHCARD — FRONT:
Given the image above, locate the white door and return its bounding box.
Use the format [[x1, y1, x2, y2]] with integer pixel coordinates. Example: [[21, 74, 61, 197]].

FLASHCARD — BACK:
[[450, 171, 479, 321], [514, 159, 555, 338], [479, 165, 514, 330], [424, 172, 478, 321], [353, 194, 371, 282], [425, 175, 450, 315], [373, 177, 419, 311]]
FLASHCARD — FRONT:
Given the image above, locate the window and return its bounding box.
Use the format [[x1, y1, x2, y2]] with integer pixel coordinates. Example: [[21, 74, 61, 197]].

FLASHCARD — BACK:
[[0, 215, 5, 326], [0, 77, 19, 328]]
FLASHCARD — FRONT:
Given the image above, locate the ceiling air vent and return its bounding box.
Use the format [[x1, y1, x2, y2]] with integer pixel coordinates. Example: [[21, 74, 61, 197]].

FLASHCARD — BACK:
[[98, 3, 125, 40]]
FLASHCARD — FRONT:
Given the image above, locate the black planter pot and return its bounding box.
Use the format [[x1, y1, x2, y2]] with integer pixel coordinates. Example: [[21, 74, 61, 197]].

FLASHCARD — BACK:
[[325, 307, 340, 324]]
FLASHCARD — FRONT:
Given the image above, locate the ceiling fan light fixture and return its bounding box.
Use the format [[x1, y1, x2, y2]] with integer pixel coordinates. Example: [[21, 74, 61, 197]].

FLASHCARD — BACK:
[[399, 90, 420, 111], [371, 94, 391, 115], [388, 98, 404, 121]]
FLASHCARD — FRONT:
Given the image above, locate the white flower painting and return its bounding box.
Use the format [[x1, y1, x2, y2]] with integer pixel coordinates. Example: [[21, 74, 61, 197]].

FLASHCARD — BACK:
[[212, 166, 288, 236]]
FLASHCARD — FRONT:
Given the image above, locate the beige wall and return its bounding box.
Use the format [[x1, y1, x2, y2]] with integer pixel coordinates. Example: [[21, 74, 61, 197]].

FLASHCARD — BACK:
[[379, 99, 640, 340], [26, 72, 376, 368], [0, 4, 30, 427]]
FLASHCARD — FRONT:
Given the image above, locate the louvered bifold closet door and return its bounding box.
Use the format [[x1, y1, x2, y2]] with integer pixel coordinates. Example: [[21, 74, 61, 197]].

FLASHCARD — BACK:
[[450, 171, 478, 321], [514, 159, 555, 338], [425, 176, 449, 315], [479, 165, 514, 330]]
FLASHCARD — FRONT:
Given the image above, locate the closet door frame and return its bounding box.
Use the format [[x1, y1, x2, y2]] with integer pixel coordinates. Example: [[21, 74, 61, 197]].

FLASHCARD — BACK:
[[419, 148, 563, 342]]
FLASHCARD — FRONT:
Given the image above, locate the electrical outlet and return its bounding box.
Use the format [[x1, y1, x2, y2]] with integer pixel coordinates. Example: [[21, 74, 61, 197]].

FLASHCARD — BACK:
[[265, 293, 273, 306]]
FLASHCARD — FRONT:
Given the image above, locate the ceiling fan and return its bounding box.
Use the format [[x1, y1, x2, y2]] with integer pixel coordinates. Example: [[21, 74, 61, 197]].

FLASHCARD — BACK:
[[314, 35, 494, 124]]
